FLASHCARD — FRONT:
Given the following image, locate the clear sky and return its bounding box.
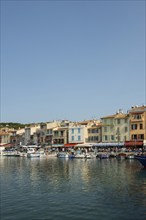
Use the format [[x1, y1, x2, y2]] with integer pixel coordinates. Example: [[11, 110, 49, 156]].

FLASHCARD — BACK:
[[1, 0, 145, 123]]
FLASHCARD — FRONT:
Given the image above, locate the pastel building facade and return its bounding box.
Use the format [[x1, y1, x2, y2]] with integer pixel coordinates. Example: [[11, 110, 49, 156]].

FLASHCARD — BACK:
[[101, 110, 130, 143], [0, 132, 11, 144], [68, 123, 88, 144], [128, 105, 146, 141], [87, 121, 102, 143], [46, 120, 70, 146], [24, 124, 40, 145]]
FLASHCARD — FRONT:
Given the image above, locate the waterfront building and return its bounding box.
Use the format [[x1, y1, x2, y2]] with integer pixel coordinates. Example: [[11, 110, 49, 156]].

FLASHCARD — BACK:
[[68, 122, 88, 145], [11, 128, 25, 146], [45, 120, 70, 146], [101, 110, 130, 143], [0, 131, 11, 145], [126, 105, 146, 148], [34, 123, 47, 146], [2, 105, 146, 149], [24, 124, 40, 145], [52, 127, 68, 146], [86, 120, 102, 143]]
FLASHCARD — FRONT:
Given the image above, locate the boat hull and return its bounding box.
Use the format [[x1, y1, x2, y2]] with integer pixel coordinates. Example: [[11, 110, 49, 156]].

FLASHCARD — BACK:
[[135, 155, 146, 168], [27, 153, 40, 158]]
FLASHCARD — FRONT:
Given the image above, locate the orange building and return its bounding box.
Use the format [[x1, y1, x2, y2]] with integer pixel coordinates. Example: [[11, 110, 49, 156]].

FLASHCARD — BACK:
[[128, 105, 146, 147]]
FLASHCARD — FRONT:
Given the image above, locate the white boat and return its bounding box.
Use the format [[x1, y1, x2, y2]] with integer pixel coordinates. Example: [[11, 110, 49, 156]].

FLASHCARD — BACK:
[[27, 152, 40, 158], [47, 152, 58, 157], [75, 153, 86, 158], [19, 152, 27, 157], [85, 153, 92, 159], [39, 150, 47, 158], [99, 154, 109, 159], [57, 152, 69, 158], [2, 150, 20, 157], [126, 154, 135, 159], [27, 147, 40, 158]]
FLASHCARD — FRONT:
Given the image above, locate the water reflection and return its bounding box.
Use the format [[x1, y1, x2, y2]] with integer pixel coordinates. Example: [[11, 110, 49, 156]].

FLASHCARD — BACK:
[[0, 157, 146, 220]]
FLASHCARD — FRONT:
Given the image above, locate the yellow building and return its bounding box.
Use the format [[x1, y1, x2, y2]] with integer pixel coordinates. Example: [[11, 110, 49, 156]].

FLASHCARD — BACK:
[[128, 105, 146, 142], [101, 110, 130, 143], [0, 132, 11, 144]]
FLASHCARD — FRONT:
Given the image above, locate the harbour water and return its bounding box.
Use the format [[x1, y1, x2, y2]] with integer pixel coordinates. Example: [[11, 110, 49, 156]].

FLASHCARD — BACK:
[[0, 157, 146, 220]]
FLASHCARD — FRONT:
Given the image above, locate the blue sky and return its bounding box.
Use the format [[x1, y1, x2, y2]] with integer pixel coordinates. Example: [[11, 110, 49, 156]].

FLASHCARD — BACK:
[[1, 0, 145, 123]]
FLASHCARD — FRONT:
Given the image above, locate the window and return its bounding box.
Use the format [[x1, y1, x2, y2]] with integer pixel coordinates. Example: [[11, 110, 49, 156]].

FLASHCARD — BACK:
[[78, 128, 81, 133], [47, 129, 52, 135], [111, 135, 114, 141], [125, 119, 128, 123], [117, 127, 120, 133], [125, 127, 128, 132], [132, 134, 137, 140], [139, 134, 144, 139], [78, 136, 81, 141], [71, 136, 74, 141], [140, 124, 143, 129], [96, 129, 98, 133], [105, 135, 108, 141], [134, 114, 141, 120], [94, 136, 98, 141], [91, 136, 94, 141], [104, 127, 107, 132], [131, 124, 137, 130], [117, 119, 120, 124], [71, 129, 74, 134]]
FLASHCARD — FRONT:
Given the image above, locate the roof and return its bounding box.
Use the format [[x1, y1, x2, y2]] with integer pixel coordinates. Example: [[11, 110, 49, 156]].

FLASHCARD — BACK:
[[101, 114, 116, 119], [101, 113, 128, 119], [114, 113, 128, 119], [129, 106, 146, 113], [79, 120, 99, 125], [53, 127, 67, 131]]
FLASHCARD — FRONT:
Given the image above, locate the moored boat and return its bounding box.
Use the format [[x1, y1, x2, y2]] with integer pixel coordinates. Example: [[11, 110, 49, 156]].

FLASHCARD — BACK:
[[19, 152, 27, 157], [57, 152, 69, 158], [85, 153, 92, 159], [47, 152, 58, 157], [117, 153, 127, 159], [27, 147, 40, 158], [27, 152, 40, 158], [125, 154, 135, 159], [75, 153, 86, 158], [2, 149, 20, 157], [135, 155, 146, 168], [99, 154, 109, 159]]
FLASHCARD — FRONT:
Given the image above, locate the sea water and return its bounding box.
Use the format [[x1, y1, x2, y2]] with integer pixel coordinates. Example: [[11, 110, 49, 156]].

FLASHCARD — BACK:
[[0, 157, 146, 220]]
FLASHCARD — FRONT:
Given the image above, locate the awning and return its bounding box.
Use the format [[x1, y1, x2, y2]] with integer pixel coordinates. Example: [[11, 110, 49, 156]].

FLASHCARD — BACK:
[[51, 144, 64, 147], [93, 142, 124, 147], [124, 141, 143, 147], [64, 143, 78, 147], [0, 143, 15, 148], [75, 143, 94, 147]]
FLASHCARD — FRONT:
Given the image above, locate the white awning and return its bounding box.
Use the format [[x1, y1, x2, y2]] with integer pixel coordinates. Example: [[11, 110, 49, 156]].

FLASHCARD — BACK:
[[93, 142, 124, 147], [75, 143, 94, 147]]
